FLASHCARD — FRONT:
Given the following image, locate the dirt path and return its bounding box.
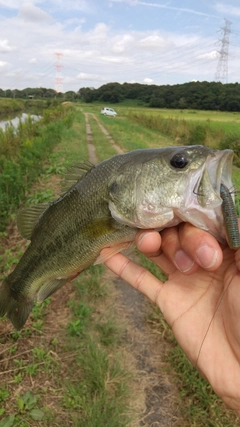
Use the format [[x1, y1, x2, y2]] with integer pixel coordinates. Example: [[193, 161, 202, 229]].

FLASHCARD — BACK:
[[84, 113, 181, 426], [84, 113, 124, 156], [113, 272, 180, 427], [84, 112, 98, 164]]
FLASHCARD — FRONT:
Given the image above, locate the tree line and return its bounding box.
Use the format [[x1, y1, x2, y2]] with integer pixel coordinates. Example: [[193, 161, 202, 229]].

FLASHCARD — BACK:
[[79, 81, 240, 112], [0, 87, 80, 101], [1, 80, 240, 112]]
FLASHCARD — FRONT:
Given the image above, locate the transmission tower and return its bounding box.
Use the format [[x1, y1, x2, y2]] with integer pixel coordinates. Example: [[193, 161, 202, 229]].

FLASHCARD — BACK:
[[215, 19, 232, 84], [55, 52, 63, 93]]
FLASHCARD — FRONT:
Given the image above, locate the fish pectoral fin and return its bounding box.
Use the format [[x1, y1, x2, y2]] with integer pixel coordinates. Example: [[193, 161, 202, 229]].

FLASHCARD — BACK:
[[37, 278, 68, 303], [94, 241, 134, 265], [17, 203, 50, 240]]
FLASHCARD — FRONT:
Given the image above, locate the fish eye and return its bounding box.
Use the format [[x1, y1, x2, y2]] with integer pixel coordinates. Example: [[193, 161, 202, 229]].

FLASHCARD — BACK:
[[170, 153, 189, 169]]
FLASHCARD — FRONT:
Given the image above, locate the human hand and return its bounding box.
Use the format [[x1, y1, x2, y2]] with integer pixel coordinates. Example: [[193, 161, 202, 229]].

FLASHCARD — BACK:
[[103, 223, 240, 415]]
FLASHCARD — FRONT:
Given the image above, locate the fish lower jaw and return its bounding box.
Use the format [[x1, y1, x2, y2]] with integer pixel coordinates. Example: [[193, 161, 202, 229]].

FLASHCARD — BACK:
[[109, 202, 176, 229], [174, 206, 226, 242]]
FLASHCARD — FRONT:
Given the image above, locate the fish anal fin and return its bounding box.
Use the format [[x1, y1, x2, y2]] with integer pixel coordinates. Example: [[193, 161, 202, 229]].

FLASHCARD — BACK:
[[8, 300, 34, 330], [37, 278, 68, 303], [17, 203, 50, 240], [94, 241, 134, 265]]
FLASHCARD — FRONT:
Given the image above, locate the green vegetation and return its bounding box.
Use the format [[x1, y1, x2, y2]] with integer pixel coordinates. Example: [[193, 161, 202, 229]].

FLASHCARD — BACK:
[[0, 99, 25, 116], [2, 80, 240, 112], [87, 114, 117, 161], [64, 265, 131, 427], [84, 108, 172, 150], [80, 81, 240, 112], [0, 110, 132, 426], [0, 104, 74, 229], [0, 98, 64, 118], [1, 103, 240, 426], [124, 110, 240, 163]]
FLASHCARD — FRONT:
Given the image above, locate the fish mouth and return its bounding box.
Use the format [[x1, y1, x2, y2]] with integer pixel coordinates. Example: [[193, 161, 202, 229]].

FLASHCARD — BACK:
[[194, 149, 234, 208]]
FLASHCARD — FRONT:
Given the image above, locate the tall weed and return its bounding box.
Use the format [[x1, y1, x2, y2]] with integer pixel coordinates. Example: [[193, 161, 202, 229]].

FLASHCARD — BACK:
[[127, 111, 237, 154], [0, 106, 74, 229]]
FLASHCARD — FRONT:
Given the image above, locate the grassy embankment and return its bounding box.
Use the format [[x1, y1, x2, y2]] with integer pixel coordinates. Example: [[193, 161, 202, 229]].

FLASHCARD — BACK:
[[0, 99, 25, 117], [0, 109, 134, 427], [0, 98, 59, 118], [0, 104, 74, 230]]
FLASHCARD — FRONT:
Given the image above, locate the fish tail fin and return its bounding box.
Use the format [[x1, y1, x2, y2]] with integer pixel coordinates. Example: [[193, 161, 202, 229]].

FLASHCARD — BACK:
[[0, 279, 34, 330]]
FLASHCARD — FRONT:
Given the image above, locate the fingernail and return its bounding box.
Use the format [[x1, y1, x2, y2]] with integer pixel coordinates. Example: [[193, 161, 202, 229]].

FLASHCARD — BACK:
[[174, 250, 195, 272], [196, 245, 218, 268]]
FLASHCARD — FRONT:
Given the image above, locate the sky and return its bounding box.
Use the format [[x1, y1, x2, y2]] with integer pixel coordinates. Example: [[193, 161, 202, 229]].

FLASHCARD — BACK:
[[0, 0, 240, 92]]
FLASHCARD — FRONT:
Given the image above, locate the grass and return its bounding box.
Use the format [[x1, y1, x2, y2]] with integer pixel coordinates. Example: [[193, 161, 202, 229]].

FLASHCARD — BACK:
[[0, 98, 25, 116], [1, 104, 240, 427], [0, 109, 133, 426], [82, 103, 173, 149], [99, 114, 173, 150], [61, 265, 132, 427], [87, 114, 118, 161], [88, 104, 239, 153]]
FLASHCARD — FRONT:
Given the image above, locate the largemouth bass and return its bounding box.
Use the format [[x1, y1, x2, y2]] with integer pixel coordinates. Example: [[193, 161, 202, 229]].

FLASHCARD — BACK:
[[0, 145, 236, 329]]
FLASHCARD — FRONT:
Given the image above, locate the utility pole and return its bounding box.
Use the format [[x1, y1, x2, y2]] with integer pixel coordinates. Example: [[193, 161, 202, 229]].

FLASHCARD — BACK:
[[215, 19, 232, 84], [55, 52, 63, 93]]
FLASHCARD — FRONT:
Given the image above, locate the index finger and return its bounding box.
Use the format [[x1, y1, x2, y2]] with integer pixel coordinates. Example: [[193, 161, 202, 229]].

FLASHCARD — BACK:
[[104, 252, 164, 307]]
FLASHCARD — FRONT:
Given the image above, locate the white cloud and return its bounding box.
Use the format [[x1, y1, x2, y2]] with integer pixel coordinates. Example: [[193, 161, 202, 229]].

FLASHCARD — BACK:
[[7, 68, 24, 77], [77, 72, 105, 83], [18, 2, 53, 22], [101, 55, 129, 64], [0, 39, 16, 53], [49, 0, 94, 13], [111, 34, 134, 53], [0, 1, 238, 91], [139, 35, 171, 49], [214, 3, 240, 16], [63, 18, 86, 27], [0, 0, 28, 8], [0, 61, 9, 72], [144, 77, 153, 84], [197, 51, 218, 60], [77, 72, 98, 80]]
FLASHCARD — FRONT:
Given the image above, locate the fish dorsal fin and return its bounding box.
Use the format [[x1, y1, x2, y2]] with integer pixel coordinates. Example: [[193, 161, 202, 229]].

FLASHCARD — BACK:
[[17, 202, 50, 240], [61, 160, 94, 193]]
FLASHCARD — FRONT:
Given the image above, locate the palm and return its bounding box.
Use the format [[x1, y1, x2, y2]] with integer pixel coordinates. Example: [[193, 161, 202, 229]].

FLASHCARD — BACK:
[[159, 247, 240, 408], [104, 230, 240, 412]]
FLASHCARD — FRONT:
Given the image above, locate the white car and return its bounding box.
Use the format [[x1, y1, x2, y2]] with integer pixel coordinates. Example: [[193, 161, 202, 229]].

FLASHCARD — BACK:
[[100, 107, 117, 117]]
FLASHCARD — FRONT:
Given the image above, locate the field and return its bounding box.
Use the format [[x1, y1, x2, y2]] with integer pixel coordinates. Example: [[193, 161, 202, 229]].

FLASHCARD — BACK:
[[0, 103, 240, 426]]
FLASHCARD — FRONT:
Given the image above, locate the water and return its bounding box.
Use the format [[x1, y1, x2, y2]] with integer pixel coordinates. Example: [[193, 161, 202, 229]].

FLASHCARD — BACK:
[[0, 113, 41, 131]]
